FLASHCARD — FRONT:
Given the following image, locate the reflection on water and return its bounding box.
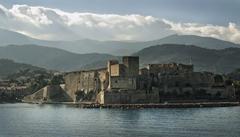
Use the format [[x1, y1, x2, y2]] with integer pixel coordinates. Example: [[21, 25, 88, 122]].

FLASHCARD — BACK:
[[0, 103, 239, 137]]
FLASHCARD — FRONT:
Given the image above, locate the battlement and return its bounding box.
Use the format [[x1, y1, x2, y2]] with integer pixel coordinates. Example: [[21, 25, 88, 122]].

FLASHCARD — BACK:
[[147, 63, 193, 75]]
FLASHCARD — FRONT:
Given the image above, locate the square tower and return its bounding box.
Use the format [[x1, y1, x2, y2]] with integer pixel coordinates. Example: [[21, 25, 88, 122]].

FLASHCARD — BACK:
[[122, 56, 139, 77]]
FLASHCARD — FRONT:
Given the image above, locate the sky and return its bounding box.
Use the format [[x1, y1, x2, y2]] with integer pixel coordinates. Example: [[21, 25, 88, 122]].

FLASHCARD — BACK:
[[0, 0, 240, 43]]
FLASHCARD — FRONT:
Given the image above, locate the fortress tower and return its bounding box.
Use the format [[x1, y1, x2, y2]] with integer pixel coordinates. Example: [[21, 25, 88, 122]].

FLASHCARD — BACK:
[[122, 56, 139, 77]]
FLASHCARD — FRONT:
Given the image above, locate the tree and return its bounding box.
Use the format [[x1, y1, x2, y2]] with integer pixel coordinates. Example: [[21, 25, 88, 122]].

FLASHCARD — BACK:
[[49, 75, 64, 85]]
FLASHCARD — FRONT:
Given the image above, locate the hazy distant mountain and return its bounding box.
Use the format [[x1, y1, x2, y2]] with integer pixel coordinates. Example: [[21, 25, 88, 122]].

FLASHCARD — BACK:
[[2, 28, 240, 73], [134, 44, 240, 73], [1, 44, 240, 73], [0, 45, 116, 71], [0, 59, 44, 79], [155, 34, 240, 49], [1, 28, 240, 56], [0, 28, 36, 45], [0, 28, 148, 55]]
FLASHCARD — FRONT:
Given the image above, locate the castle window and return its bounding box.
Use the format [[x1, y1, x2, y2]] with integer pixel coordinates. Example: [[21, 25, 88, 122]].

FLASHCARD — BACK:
[[115, 80, 118, 83]]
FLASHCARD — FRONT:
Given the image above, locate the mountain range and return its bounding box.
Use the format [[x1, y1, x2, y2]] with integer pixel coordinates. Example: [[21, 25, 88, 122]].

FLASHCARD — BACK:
[[0, 44, 240, 73], [1, 28, 240, 73], [1, 28, 240, 56], [0, 45, 116, 71]]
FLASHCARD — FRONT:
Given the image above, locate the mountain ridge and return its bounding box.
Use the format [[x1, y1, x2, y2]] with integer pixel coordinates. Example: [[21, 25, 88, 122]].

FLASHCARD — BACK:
[[0, 44, 116, 71], [0, 44, 240, 73], [1, 28, 240, 56], [134, 44, 240, 73]]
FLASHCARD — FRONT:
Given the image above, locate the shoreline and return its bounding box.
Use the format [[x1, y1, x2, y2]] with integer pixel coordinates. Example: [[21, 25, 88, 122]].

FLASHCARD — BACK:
[[21, 101, 240, 109]]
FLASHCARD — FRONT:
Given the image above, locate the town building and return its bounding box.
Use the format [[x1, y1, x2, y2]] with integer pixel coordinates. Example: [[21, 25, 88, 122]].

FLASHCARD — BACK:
[[0, 80, 29, 102]]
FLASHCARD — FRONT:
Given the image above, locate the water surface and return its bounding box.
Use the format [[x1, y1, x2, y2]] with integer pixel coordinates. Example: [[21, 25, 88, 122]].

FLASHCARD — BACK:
[[0, 103, 239, 137]]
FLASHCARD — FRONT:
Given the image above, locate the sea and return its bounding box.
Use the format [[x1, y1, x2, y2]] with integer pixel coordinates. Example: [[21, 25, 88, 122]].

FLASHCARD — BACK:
[[0, 103, 239, 137]]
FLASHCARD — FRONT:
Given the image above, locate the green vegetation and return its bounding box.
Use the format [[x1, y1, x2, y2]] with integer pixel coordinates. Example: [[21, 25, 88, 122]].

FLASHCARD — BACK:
[[28, 73, 64, 93], [0, 59, 65, 94], [0, 59, 44, 79], [49, 75, 64, 85]]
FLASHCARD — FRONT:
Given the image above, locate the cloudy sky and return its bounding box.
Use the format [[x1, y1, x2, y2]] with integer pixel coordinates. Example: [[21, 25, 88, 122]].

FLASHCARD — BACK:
[[0, 0, 240, 43]]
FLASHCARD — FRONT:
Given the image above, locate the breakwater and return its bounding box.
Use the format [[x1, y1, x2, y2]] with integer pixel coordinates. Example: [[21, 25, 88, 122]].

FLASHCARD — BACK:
[[27, 101, 240, 109]]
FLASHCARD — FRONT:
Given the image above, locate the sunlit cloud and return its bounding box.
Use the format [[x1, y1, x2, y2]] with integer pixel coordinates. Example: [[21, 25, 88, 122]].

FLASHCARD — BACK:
[[163, 19, 240, 44], [0, 4, 172, 41], [0, 4, 240, 43]]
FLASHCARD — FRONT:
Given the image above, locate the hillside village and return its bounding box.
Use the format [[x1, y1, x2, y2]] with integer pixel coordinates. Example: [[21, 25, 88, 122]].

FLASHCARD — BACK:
[[0, 59, 63, 103]]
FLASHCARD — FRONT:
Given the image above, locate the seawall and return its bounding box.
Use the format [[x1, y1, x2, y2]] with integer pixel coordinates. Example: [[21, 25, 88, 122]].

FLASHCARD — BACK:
[[24, 101, 240, 109]]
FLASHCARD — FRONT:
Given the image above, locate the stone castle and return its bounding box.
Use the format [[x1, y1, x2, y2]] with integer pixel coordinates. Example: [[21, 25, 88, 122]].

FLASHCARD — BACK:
[[24, 56, 236, 104]]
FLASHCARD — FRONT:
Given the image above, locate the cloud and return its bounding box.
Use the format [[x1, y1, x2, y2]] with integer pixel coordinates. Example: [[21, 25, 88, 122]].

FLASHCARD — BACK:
[[0, 4, 172, 41], [0, 4, 240, 43], [163, 19, 240, 44]]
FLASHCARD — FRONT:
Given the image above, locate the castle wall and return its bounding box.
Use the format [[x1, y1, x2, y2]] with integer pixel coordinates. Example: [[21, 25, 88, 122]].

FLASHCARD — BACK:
[[159, 86, 234, 100], [97, 90, 159, 104], [64, 68, 108, 102], [107, 60, 119, 76], [23, 85, 72, 102], [62, 56, 236, 104], [98, 70, 109, 91], [110, 76, 137, 90], [64, 72, 80, 101], [148, 63, 193, 75], [157, 72, 215, 88], [110, 64, 126, 77]]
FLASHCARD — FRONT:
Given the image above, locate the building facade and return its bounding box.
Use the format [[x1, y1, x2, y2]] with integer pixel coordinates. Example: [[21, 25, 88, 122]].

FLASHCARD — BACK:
[[63, 56, 236, 104]]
